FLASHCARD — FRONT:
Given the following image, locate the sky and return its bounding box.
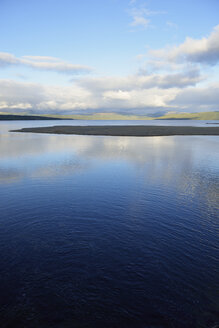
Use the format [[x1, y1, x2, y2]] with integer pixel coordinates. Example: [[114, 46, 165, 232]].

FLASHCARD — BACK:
[[0, 0, 219, 115]]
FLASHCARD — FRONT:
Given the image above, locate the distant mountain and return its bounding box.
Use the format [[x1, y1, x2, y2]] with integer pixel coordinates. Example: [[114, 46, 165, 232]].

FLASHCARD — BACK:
[[155, 111, 219, 120], [51, 111, 219, 120], [38, 111, 219, 120], [0, 111, 218, 121]]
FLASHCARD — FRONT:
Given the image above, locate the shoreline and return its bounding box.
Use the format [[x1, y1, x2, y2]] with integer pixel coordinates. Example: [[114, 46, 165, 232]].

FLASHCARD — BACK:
[[0, 114, 64, 121], [11, 125, 219, 136]]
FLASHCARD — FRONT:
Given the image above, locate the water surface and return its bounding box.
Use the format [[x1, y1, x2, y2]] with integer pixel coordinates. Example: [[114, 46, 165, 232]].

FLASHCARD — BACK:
[[0, 121, 218, 327]]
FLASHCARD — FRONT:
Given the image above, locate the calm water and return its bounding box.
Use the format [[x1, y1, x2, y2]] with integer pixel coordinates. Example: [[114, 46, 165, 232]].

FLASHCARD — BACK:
[[0, 121, 218, 328]]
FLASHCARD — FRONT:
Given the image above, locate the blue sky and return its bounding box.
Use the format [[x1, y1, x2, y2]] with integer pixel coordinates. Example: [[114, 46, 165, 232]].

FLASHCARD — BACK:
[[0, 0, 219, 114]]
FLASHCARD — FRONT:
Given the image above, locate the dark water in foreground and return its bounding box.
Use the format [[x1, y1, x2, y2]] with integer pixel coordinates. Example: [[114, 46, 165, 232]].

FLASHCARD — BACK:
[[0, 121, 218, 328]]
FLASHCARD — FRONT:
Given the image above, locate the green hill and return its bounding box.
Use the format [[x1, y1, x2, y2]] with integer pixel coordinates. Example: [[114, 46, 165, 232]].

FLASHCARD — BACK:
[[42, 111, 219, 120], [0, 111, 218, 121], [155, 111, 219, 120]]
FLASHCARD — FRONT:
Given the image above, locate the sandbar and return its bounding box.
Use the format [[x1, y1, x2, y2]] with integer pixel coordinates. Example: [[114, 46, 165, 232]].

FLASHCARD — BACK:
[[11, 125, 219, 136]]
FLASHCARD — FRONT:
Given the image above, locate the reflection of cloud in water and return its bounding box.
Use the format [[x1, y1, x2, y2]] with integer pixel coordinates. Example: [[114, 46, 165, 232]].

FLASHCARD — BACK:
[[0, 128, 218, 207], [0, 157, 88, 184], [30, 160, 88, 179], [0, 167, 24, 183]]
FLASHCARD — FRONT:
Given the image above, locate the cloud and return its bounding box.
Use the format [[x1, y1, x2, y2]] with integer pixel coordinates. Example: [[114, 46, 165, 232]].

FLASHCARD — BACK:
[[103, 87, 177, 108], [0, 26, 218, 115], [156, 68, 203, 88], [0, 73, 218, 114], [104, 90, 131, 101], [0, 52, 92, 74], [0, 53, 19, 67], [150, 25, 219, 65], [166, 21, 178, 29], [170, 83, 219, 111], [130, 15, 150, 28], [0, 62, 205, 114], [22, 56, 60, 62], [77, 67, 202, 91], [0, 79, 94, 111], [0, 77, 179, 113], [129, 5, 166, 29], [129, 8, 151, 29], [0, 80, 47, 110]]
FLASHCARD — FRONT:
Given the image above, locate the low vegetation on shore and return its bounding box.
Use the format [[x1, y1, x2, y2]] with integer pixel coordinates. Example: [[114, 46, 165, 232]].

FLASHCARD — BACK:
[[1, 111, 219, 121]]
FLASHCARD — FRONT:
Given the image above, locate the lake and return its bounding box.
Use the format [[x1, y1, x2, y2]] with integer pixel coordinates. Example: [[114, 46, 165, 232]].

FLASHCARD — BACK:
[[0, 120, 218, 327]]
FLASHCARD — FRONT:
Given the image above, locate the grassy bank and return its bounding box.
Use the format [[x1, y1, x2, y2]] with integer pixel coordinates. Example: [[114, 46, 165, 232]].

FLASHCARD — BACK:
[[1, 111, 219, 121]]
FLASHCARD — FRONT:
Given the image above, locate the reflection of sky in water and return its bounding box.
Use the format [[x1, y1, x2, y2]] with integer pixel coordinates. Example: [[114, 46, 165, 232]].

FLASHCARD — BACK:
[[0, 121, 218, 327], [0, 121, 218, 215], [1, 122, 218, 237], [0, 122, 218, 180]]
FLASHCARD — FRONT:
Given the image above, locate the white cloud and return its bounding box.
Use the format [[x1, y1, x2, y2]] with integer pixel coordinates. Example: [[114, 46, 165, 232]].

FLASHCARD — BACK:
[[77, 67, 202, 92], [0, 53, 19, 67], [102, 87, 177, 108], [166, 21, 178, 29], [129, 7, 151, 29], [129, 0, 137, 4], [0, 74, 218, 114], [0, 26, 218, 115], [0, 52, 92, 74], [129, 5, 166, 29], [170, 83, 219, 111], [131, 15, 150, 28], [104, 90, 131, 101], [150, 25, 219, 65], [0, 77, 178, 113], [22, 56, 60, 62]]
